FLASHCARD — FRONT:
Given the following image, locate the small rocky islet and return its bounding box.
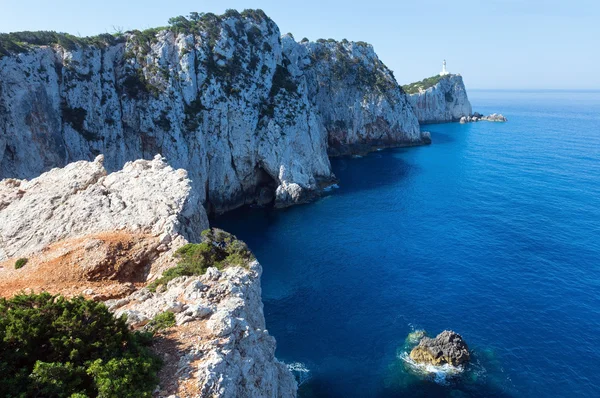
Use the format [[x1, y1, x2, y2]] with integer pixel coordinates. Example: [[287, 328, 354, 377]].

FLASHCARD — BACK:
[[409, 330, 471, 367]]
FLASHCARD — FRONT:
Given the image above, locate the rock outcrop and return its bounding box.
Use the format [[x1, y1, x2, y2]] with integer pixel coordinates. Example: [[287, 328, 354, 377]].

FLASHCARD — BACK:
[[406, 74, 472, 124], [108, 262, 296, 397], [0, 157, 297, 397], [283, 36, 428, 155], [460, 113, 507, 123], [409, 330, 470, 366], [0, 154, 206, 261], [0, 10, 429, 213]]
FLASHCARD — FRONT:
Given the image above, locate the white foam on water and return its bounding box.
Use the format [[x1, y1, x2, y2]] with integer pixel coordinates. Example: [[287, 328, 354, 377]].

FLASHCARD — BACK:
[[286, 361, 311, 386], [398, 352, 464, 385]]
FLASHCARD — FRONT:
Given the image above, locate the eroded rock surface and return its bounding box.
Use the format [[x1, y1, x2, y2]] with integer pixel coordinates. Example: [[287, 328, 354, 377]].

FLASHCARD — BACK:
[[282, 36, 428, 155], [0, 11, 431, 212], [409, 330, 471, 366], [0, 156, 296, 397], [108, 262, 296, 397], [460, 113, 508, 123], [0, 154, 206, 261], [407, 74, 472, 124]]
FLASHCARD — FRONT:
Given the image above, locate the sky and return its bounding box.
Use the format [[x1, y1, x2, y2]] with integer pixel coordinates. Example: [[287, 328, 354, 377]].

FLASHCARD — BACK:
[[1, 0, 598, 89]]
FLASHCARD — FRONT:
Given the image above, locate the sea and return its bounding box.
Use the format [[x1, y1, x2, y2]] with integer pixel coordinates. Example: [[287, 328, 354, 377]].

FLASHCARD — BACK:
[[214, 90, 600, 397]]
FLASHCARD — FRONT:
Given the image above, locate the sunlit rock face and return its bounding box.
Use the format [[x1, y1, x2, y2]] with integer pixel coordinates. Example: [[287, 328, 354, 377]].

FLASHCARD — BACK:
[[0, 10, 429, 212], [282, 36, 426, 156], [0, 154, 207, 261], [0, 11, 332, 213], [407, 74, 472, 124], [409, 330, 471, 366]]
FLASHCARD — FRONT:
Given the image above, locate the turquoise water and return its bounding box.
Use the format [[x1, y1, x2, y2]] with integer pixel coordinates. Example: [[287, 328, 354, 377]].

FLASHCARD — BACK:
[[214, 90, 600, 397]]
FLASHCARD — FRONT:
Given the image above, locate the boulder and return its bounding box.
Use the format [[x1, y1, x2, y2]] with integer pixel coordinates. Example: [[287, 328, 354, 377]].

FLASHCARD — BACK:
[[409, 330, 470, 366], [484, 113, 508, 122]]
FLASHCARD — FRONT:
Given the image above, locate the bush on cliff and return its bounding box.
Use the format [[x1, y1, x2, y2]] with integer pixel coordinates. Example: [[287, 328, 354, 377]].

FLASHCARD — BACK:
[[148, 228, 255, 292], [402, 75, 445, 94], [0, 293, 161, 397], [14, 258, 28, 269]]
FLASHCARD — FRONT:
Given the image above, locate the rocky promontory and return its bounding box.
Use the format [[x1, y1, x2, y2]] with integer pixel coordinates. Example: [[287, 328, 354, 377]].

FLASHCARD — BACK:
[[0, 157, 296, 397], [404, 74, 472, 124]]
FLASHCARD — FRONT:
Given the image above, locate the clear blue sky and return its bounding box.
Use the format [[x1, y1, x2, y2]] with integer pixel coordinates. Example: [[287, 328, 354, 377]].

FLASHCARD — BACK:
[[1, 0, 598, 89]]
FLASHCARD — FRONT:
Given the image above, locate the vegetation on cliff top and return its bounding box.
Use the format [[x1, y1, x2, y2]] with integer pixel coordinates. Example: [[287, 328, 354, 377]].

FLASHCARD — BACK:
[[148, 229, 255, 292], [0, 293, 161, 397], [0, 9, 270, 59], [402, 75, 448, 94]]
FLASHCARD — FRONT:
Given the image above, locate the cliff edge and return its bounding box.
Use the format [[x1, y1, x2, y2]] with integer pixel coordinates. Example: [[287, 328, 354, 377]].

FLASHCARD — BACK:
[[0, 10, 428, 214], [0, 157, 296, 397], [404, 74, 472, 124]]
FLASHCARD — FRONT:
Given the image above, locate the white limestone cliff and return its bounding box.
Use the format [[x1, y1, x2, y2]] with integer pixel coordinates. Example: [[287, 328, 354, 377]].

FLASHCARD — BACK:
[[407, 74, 472, 124], [0, 11, 430, 213], [0, 11, 332, 213], [109, 262, 297, 397], [0, 154, 207, 261], [283, 36, 427, 155], [0, 156, 297, 397]]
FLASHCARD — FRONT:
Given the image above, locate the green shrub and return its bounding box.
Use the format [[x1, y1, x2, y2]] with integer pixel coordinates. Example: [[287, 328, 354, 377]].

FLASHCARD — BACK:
[[14, 258, 28, 269], [0, 293, 161, 397], [148, 229, 254, 292], [0, 31, 122, 58], [402, 75, 446, 94], [269, 65, 297, 97], [147, 311, 176, 333]]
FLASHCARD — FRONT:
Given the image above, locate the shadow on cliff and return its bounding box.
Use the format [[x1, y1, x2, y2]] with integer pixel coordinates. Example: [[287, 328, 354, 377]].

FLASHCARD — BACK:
[[426, 130, 457, 145], [151, 330, 197, 394], [328, 148, 420, 197]]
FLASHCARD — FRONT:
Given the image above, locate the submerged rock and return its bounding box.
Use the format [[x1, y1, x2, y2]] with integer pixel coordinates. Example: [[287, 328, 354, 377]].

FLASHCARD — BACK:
[[409, 330, 470, 366]]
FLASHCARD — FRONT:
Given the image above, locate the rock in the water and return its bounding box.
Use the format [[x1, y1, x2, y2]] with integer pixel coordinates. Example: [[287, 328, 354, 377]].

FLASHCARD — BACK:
[[409, 330, 470, 366], [483, 113, 508, 122], [459, 113, 507, 124]]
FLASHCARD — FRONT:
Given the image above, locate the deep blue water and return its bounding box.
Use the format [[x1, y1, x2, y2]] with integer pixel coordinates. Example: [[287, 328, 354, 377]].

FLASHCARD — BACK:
[[214, 90, 600, 397]]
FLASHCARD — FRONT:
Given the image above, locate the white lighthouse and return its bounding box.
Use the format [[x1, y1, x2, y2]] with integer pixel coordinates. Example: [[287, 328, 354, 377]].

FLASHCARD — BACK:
[[440, 59, 449, 76]]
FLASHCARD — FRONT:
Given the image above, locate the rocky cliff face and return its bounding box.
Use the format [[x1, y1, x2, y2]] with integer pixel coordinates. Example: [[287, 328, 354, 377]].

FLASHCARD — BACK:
[[407, 74, 472, 124], [0, 11, 332, 213], [282, 36, 427, 155], [109, 262, 297, 397], [0, 157, 296, 397], [0, 10, 427, 213], [0, 154, 207, 262]]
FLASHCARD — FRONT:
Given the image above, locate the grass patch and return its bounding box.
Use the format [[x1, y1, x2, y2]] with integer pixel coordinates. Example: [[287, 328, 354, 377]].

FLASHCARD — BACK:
[[146, 311, 176, 333], [147, 229, 255, 292], [14, 258, 28, 269]]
